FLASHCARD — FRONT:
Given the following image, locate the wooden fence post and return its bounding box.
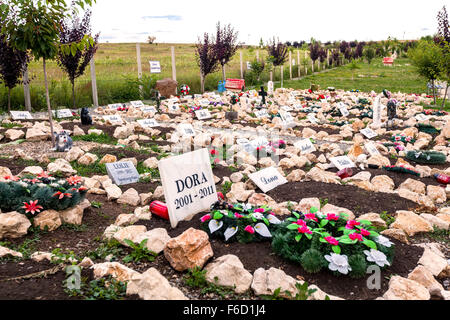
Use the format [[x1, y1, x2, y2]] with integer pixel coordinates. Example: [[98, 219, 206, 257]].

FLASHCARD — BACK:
[[171, 46, 177, 94], [297, 50, 301, 78], [23, 66, 31, 111], [240, 51, 243, 79], [136, 43, 143, 96], [90, 57, 99, 108], [289, 51, 292, 80]]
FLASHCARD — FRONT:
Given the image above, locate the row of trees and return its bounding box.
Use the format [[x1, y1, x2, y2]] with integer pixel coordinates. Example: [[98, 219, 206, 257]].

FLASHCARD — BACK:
[[408, 6, 449, 108], [0, 0, 98, 146]]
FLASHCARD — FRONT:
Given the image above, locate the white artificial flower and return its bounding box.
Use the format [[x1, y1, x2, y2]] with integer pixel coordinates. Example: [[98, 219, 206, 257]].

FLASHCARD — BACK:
[[364, 249, 390, 267], [36, 183, 47, 188], [252, 212, 264, 220], [48, 177, 56, 181], [50, 183, 59, 188], [242, 203, 253, 211], [58, 179, 66, 185], [325, 253, 352, 275], [18, 182, 28, 188], [374, 235, 394, 248]]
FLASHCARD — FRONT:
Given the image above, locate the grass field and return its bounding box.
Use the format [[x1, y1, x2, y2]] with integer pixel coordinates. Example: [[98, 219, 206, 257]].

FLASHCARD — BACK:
[[1, 43, 448, 111]]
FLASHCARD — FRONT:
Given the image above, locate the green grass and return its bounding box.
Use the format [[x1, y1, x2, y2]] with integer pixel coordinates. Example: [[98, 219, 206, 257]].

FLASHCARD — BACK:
[[280, 58, 429, 94], [70, 160, 107, 176], [72, 133, 117, 145]]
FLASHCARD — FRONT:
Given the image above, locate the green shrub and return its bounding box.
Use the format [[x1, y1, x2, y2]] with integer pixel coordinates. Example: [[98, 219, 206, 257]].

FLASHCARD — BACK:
[[348, 254, 367, 279], [300, 249, 325, 273]]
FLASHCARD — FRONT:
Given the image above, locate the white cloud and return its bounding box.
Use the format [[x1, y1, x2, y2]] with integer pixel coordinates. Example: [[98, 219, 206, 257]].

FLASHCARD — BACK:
[[89, 0, 446, 43]]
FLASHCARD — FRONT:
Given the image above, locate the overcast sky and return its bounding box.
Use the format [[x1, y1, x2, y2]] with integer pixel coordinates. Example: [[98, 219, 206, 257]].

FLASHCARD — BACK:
[[89, 0, 447, 44]]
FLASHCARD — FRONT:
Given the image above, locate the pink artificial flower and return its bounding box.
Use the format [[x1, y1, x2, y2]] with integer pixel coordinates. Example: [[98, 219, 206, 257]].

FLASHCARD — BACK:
[[244, 225, 255, 234], [254, 208, 265, 213], [324, 236, 339, 246], [361, 229, 371, 237], [201, 214, 212, 223], [298, 226, 313, 235], [214, 158, 220, 164], [326, 213, 339, 221], [349, 233, 363, 242], [305, 213, 318, 222], [296, 219, 307, 227], [235, 213, 243, 219], [346, 220, 361, 230]]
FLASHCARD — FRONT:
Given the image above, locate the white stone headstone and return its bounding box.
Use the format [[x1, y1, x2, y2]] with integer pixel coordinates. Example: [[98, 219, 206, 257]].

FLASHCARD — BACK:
[[130, 100, 145, 108], [330, 156, 356, 170], [103, 115, 123, 125], [373, 96, 382, 127], [268, 81, 274, 95], [106, 161, 140, 186], [54, 109, 73, 118], [294, 139, 316, 154], [10, 111, 33, 120], [158, 148, 218, 228], [177, 123, 196, 137], [360, 128, 378, 139], [364, 142, 380, 156], [249, 167, 288, 193], [255, 109, 269, 118], [195, 109, 212, 120], [137, 118, 159, 128], [142, 106, 158, 113]]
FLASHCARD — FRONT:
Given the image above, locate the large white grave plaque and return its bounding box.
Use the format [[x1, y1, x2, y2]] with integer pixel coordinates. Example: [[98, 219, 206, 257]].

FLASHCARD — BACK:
[[159, 148, 218, 228]]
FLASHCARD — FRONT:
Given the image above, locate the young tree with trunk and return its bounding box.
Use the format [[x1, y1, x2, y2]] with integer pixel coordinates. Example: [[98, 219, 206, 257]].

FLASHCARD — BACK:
[[408, 40, 443, 105], [0, 0, 96, 146], [309, 42, 320, 73], [435, 6, 450, 109], [0, 23, 29, 112], [364, 46, 376, 65], [196, 33, 219, 93], [267, 37, 288, 82], [57, 9, 99, 109], [214, 22, 238, 81]]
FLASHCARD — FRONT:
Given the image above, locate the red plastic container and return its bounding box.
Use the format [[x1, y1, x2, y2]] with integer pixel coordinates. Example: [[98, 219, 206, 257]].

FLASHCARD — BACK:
[[337, 168, 353, 179], [149, 201, 169, 220], [434, 174, 450, 185]]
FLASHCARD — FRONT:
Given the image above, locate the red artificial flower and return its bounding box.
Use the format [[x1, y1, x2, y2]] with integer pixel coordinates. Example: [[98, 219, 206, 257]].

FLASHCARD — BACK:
[[53, 191, 73, 200], [4, 175, 20, 181], [235, 213, 244, 219], [305, 213, 318, 222], [361, 229, 371, 237], [244, 225, 255, 234], [254, 208, 265, 213], [346, 220, 361, 230], [295, 219, 307, 227], [326, 213, 339, 221], [22, 200, 43, 215], [298, 226, 312, 235], [27, 178, 40, 184], [37, 171, 50, 178], [349, 232, 363, 241], [67, 176, 82, 185], [324, 236, 339, 246]]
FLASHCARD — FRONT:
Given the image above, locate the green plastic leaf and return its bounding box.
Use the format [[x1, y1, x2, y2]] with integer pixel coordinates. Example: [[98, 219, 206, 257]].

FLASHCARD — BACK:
[[295, 234, 302, 242], [287, 223, 300, 230], [310, 207, 318, 213], [332, 246, 341, 254], [213, 211, 223, 220], [363, 239, 377, 250], [320, 220, 329, 227]]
